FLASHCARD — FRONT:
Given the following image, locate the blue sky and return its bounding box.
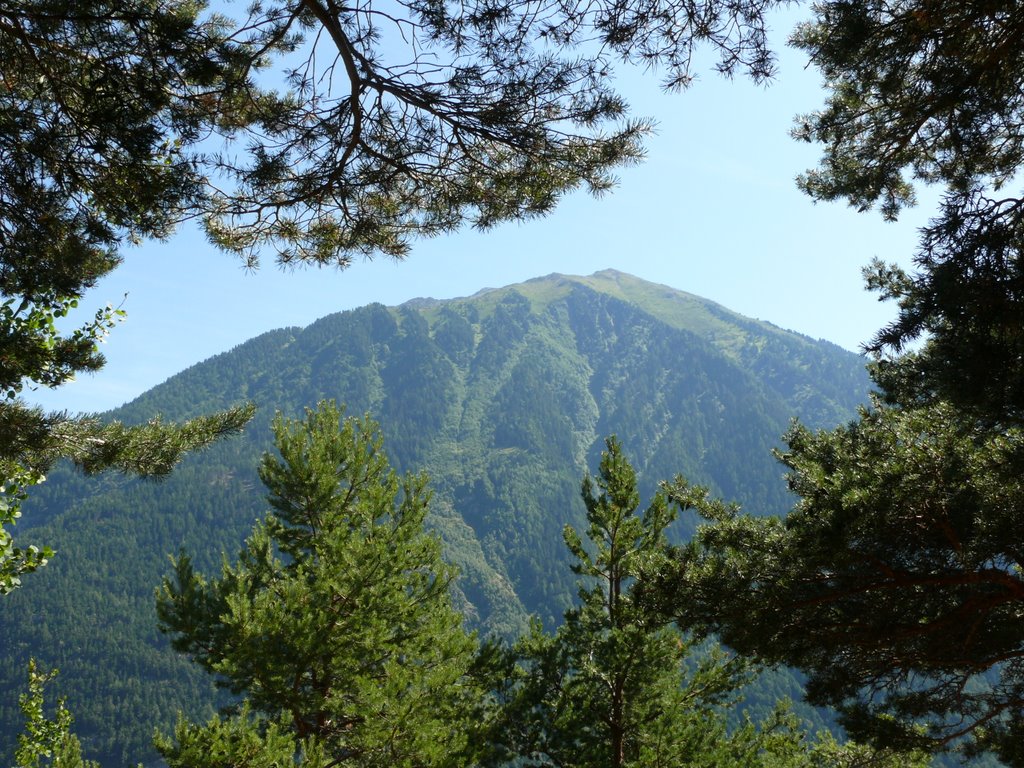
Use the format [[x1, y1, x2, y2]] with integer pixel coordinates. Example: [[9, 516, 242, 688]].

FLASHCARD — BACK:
[[26, 7, 935, 414]]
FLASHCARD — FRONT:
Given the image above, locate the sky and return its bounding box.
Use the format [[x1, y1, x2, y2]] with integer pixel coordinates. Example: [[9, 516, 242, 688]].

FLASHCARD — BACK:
[[26, 7, 937, 414]]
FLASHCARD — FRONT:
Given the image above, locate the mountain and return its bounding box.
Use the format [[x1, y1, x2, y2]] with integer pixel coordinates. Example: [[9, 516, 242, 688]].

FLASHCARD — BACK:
[[0, 270, 870, 765]]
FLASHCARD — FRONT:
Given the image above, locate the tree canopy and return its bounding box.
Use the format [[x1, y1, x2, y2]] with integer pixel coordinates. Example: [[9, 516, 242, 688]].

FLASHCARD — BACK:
[[156, 402, 481, 768], [4, 0, 788, 268], [192, 0, 786, 264], [0, 0, 256, 592], [655, 403, 1024, 763], [792, 0, 1024, 423]]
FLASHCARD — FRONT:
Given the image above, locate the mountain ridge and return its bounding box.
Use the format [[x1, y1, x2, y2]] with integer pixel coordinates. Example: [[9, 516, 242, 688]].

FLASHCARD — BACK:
[[1, 271, 870, 765], [113, 270, 864, 430]]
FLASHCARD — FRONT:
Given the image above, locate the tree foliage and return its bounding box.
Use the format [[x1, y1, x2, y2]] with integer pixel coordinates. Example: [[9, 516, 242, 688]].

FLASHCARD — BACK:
[[0, 0, 245, 417], [194, 0, 787, 264], [655, 400, 1024, 764], [0, 0, 259, 591], [474, 437, 922, 768], [4, 0, 788, 270], [793, 0, 1024, 423], [0, 401, 255, 594], [155, 401, 480, 768], [13, 661, 97, 768]]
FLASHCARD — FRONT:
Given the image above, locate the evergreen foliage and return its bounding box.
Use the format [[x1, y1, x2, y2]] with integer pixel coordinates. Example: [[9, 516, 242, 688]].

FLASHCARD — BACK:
[[473, 438, 928, 768], [0, 0, 256, 593], [657, 396, 1024, 764], [0, 401, 255, 595], [178, 0, 784, 264], [155, 402, 481, 768], [3, 0, 785, 268], [793, 0, 1024, 424]]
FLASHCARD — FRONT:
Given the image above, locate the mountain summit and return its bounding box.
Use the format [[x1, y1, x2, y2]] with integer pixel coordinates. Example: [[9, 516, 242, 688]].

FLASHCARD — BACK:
[[1, 271, 869, 765]]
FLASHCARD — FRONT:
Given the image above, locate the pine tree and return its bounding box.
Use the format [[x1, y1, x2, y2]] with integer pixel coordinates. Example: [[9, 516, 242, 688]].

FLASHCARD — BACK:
[[650, 5, 1024, 760], [155, 401, 480, 768], [793, 0, 1024, 424], [475, 437, 848, 768], [0, 402, 254, 594], [658, 401, 1024, 764], [0, 2, 256, 591]]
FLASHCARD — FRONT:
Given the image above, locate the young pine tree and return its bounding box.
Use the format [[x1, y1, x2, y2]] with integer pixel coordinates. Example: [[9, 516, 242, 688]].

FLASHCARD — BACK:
[[476, 437, 805, 768], [155, 401, 479, 768]]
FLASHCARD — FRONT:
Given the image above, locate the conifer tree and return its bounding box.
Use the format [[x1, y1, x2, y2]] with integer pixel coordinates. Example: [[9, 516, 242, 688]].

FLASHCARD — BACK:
[[792, 0, 1024, 421], [473, 437, 900, 768], [0, 0, 256, 592], [155, 401, 480, 768], [657, 400, 1024, 765], [0, 402, 254, 594], [644, 5, 1024, 762]]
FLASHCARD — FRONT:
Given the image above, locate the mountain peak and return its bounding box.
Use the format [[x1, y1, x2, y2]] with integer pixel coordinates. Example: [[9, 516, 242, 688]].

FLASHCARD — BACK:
[[1, 268, 871, 764]]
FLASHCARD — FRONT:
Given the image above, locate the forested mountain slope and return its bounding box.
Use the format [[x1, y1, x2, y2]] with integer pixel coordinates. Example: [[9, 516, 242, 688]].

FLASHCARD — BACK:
[[0, 270, 870, 765]]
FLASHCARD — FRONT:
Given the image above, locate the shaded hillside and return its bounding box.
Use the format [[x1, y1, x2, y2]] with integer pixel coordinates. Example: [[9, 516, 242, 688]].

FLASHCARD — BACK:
[[0, 270, 870, 765]]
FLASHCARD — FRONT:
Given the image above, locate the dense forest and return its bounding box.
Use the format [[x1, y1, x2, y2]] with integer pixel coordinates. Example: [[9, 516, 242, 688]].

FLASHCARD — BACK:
[[0, 271, 871, 764]]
